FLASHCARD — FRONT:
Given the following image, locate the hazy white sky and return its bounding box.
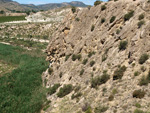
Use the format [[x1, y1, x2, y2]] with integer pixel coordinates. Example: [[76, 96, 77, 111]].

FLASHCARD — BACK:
[[14, 0, 107, 5]]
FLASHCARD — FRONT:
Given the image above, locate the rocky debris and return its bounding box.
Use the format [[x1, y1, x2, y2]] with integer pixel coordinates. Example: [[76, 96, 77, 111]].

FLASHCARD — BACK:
[[43, 0, 150, 113]]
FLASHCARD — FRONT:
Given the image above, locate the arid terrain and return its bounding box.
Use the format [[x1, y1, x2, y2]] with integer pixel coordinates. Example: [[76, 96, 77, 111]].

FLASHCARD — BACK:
[[1, 0, 150, 113]]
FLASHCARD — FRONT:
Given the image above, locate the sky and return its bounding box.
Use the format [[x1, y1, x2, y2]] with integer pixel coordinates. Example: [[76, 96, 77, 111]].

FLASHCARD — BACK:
[[14, 0, 107, 5]]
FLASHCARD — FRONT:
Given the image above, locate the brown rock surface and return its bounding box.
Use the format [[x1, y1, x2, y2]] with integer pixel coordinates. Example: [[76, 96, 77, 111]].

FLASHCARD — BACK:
[[44, 0, 150, 112]]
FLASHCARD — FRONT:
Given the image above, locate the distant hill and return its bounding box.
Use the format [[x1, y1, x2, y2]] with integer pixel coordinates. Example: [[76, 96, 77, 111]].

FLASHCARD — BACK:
[[0, 0, 87, 12], [38, 1, 87, 10]]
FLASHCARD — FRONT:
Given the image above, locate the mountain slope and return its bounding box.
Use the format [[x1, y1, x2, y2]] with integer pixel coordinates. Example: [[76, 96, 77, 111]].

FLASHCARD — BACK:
[[44, 0, 150, 112]]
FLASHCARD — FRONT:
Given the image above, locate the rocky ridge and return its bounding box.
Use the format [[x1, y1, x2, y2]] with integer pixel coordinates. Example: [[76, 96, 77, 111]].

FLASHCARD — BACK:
[[43, 0, 150, 113]]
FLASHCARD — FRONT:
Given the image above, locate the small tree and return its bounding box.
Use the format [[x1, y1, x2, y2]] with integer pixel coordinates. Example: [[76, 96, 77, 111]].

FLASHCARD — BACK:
[[71, 6, 76, 13], [110, 16, 116, 23], [94, 0, 102, 6], [119, 41, 128, 50]]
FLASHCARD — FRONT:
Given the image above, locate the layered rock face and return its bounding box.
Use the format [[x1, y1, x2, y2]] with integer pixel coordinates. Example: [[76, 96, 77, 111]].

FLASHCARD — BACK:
[[44, 0, 150, 112]]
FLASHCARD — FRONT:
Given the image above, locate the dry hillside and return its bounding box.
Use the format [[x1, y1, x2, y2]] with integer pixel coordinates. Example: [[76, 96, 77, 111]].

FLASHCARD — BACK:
[[43, 0, 150, 113]]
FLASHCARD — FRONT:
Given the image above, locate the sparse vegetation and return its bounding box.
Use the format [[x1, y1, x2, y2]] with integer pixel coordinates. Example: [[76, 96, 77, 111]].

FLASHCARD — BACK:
[[88, 51, 96, 57], [48, 84, 60, 95], [139, 53, 149, 64], [71, 92, 82, 99], [101, 5, 106, 11], [94, 105, 108, 113], [101, 18, 105, 23], [116, 29, 121, 34], [139, 71, 150, 86], [113, 65, 127, 80], [138, 21, 145, 28], [71, 6, 76, 13], [76, 18, 80, 21], [119, 40, 128, 50], [91, 71, 110, 88], [139, 14, 144, 20], [124, 11, 134, 21], [133, 90, 146, 99], [135, 103, 141, 108], [80, 69, 85, 75], [65, 54, 71, 61], [90, 60, 95, 67], [134, 109, 145, 113], [94, 0, 102, 6], [108, 94, 114, 101], [72, 54, 82, 61], [57, 84, 73, 98], [48, 67, 53, 75], [110, 16, 116, 23], [91, 25, 95, 31], [134, 71, 140, 76], [83, 58, 88, 65]]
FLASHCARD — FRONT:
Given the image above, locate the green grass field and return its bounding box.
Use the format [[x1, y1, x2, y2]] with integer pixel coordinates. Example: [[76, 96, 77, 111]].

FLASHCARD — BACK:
[[0, 43, 48, 113], [0, 16, 26, 23]]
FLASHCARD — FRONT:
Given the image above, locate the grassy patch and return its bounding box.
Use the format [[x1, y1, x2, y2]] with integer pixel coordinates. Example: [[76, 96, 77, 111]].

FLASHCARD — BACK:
[[0, 43, 48, 113], [0, 16, 26, 23]]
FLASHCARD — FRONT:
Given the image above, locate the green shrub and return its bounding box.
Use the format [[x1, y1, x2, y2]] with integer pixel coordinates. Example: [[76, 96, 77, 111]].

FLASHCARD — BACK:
[[133, 90, 145, 99], [82, 58, 88, 65], [139, 71, 150, 86], [110, 16, 116, 23], [88, 5, 92, 10], [48, 68, 53, 75], [90, 60, 95, 67], [113, 65, 127, 80], [116, 29, 120, 34], [102, 54, 107, 62], [74, 85, 81, 92], [138, 21, 145, 28], [101, 18, 105, 23], [59, 72, 63, 78], [135, 103, 141, 108], [91, 25, 95, 31], [48, 84, 60, 95], [43, 105, 50, 111], [80, 69, 85, 75], [124, 10, 134, 21], [72, 54, 82, 61], [76, 18, 80, 21], [71, 92, 82, 99], [85, 107, 92, 113], [65, 54, 71, 61], [71, 6, 76, 13], [112, 88, 118, 95], [101, 5, 106, 11], [88, 51, 96, 57], [91, 72, 110, 88], [134, 71, 140, 76], [139, 14, 144, 20], [139, 54, 149, 64], [134, 109, 145, 113], [139, 76, 149, 86], [94, 0, 102, 6], [94, 105, 108, 113], [108, 94, 114, 101], [57, 84, 73, 98], [119, 40, 128, 50]]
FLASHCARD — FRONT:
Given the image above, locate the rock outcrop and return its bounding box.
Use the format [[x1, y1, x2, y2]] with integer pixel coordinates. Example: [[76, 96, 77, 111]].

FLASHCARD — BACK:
[[44, 0, 150, 112]]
